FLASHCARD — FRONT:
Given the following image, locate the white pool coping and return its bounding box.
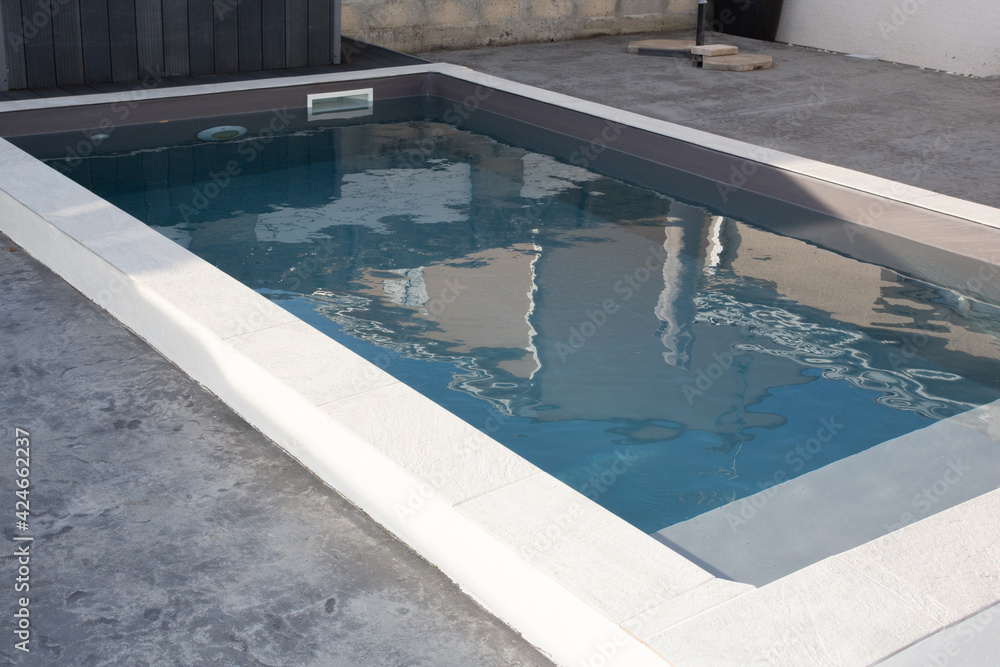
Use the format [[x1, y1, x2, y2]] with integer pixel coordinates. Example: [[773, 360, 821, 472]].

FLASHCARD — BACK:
[[2, 64, 999, 666]]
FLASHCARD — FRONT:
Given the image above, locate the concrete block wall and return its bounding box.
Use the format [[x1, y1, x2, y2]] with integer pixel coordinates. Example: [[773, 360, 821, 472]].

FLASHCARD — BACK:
[[776, 0, 1000, 77], [342, 0, 698, 53]]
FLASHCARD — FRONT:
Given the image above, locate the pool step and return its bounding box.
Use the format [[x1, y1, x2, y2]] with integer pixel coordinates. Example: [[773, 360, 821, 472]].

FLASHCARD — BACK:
[[627, 39, 773, 71]]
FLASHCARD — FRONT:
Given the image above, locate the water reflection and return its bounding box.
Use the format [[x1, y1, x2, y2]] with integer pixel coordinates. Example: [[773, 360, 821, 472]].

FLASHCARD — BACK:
[[53, 118, 1000, 528]]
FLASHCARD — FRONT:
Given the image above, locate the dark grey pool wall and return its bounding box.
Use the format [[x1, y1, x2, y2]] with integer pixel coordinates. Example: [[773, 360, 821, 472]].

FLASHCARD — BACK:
[[2, 70, 998, 309], [0, 0, 342, 92]]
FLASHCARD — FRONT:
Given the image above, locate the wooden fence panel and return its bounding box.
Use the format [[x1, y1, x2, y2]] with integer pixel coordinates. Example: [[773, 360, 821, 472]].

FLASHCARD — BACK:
[[1, 0, 343, 90], [50, 0, 85, 86], [80, 0, 112, 84], [162, 0, 190, 76], [21, 0, 58, 88], [135, 0, 165, 79], [108, 0, 139, 83]]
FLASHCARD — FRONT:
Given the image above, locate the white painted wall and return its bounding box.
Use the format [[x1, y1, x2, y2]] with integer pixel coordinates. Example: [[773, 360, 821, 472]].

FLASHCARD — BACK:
[[776, 0, 1000, 77]]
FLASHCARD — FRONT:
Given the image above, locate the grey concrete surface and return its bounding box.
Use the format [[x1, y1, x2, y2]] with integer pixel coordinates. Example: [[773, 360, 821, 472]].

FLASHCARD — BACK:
[[420, 30, 1000, 208], [0, 232, 553, 666], [875, 603, 999, 667]]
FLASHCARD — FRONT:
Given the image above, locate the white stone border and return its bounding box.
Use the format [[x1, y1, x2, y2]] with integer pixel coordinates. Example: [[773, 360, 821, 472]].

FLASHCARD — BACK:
[[2, 65, 999, 666]]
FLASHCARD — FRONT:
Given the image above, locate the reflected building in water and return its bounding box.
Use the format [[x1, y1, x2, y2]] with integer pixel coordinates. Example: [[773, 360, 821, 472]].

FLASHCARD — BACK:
[[81, 120, 1000, 449]]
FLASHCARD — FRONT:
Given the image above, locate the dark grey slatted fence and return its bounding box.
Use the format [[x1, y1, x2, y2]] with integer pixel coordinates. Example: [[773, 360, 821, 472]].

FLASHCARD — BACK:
[[261, 0, 284, 70], [162, 0, 189, 76], [51, 0, 84, 85], [109, 0, 140, 82], [80, 0, 112, 83], [0, 3, 10, 89], [0, 0, 341, 91], [284, 0, 308, 69], [238, 0, 263, 72], [21, 0, 58, 88]]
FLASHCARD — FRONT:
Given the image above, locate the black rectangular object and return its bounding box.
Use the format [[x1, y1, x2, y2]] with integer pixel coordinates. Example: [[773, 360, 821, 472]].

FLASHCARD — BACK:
[[162, 0, 190, 76], [187, 0, 214, 75], [285, 0, 308, 68], [21, 0, 58, 88], [108, 0, 139, 83], [135, 0, 164, 79], [1, 1, 27, 90], [238, 0, 263, 72], [261, 0, 284, 69], [307, 0, 329, 66], [80, 0, 112, 83], [714, 0, 785, 42], [214, 0, 239, 73], [50, 0, 85, 86]]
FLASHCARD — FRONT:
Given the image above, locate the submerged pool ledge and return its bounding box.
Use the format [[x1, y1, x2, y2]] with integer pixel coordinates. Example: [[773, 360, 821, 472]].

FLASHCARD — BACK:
[[3, 65, 1000, 666]]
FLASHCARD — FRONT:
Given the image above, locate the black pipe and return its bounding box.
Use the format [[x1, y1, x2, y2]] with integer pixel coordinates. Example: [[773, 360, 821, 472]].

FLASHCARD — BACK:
[[696, 0, 707, 46]]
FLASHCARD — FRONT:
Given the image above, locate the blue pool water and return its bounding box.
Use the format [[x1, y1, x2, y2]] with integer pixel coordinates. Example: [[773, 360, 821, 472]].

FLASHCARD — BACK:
[[42, 107, 1000, 532]]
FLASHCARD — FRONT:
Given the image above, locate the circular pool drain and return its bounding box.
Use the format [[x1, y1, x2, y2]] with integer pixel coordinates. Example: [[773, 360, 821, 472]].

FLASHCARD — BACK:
[[197, 125, 247, 141]]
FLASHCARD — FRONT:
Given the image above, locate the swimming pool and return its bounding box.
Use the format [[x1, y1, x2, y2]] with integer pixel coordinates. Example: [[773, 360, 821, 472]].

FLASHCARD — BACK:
[[4, 66, 1000, 665], [15, 95, 1000, 534]]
